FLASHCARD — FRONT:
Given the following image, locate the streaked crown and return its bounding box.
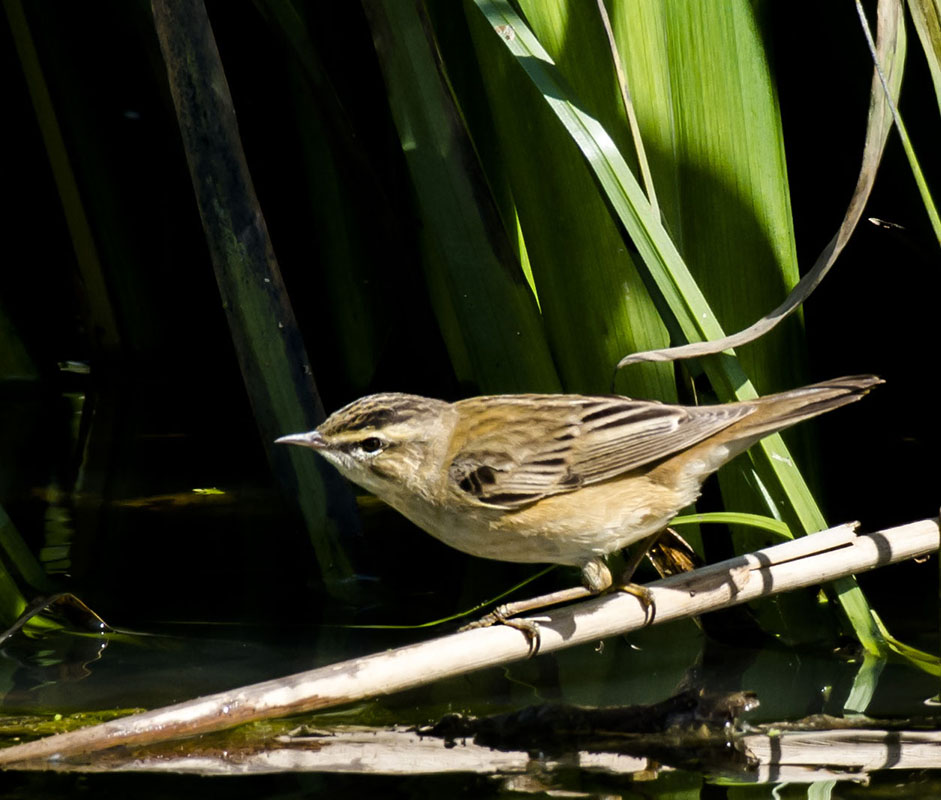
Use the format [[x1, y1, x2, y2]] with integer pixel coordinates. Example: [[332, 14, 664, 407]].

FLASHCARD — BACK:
[[319, 392, 448, 442]]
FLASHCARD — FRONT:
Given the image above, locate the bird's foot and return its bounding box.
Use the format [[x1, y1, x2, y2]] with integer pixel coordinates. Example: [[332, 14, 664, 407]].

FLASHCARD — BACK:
[[459, 605, 542, 656], [614, 580, 656, 624]]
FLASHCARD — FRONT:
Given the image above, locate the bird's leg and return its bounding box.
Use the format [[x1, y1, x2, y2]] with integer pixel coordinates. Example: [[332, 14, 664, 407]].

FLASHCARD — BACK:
[[613, 531, 665, 623], [459, 555, 645, 654], [619, 531, 664, 584], [462, 558, 612, 634], [459, 584, 595, 655], [463, 585, 597, 628]]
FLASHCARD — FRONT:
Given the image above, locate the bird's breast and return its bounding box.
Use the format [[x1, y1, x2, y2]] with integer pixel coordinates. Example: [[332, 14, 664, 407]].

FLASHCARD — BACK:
[[381, 471, 690, 568]]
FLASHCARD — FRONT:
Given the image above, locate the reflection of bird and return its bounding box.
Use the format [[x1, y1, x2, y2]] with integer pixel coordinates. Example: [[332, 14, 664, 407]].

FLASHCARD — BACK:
[[277, 376, 881, 600]]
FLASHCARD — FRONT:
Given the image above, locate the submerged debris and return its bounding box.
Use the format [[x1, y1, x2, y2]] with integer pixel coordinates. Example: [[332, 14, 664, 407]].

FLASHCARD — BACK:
[[419, 689, 760, 774]]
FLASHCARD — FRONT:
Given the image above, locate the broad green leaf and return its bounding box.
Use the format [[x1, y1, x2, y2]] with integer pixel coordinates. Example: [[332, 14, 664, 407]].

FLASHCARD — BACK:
[[466, 1, 676, 399]]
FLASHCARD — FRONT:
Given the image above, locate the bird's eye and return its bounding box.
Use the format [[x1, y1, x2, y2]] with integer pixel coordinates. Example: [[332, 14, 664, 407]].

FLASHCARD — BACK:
[[359, 437, 384, 454]]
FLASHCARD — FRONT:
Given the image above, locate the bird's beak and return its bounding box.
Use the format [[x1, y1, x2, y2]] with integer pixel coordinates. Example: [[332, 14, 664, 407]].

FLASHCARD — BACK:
[[274, 430, 327, 449]]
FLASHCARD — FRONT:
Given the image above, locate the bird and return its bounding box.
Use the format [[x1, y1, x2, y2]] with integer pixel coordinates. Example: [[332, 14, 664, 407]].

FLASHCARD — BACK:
[[276, 375, 881, 631]]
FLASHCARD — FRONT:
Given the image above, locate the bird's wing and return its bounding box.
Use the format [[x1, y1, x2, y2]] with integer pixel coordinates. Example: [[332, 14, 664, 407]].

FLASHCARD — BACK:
[[447, 394, 754, 509]]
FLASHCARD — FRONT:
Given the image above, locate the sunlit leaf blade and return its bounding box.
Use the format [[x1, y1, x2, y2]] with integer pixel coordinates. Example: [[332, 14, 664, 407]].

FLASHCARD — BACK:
[[474, 1, 736, 377], [671, 512, 792, 539], [465, 1, 675, 399], [609, 0, 805, 393]]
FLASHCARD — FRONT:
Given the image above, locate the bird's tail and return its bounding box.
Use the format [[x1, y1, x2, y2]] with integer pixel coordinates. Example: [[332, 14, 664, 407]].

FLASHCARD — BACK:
[[736, 374, 883, 440]]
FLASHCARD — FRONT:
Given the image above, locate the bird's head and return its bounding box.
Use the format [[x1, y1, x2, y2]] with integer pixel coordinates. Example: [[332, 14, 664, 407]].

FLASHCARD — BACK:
[[275, 393, 454, 499]]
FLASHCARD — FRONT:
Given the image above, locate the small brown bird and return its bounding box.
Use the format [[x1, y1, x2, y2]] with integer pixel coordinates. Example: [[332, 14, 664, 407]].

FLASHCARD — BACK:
[[276, 376, 881, 602]]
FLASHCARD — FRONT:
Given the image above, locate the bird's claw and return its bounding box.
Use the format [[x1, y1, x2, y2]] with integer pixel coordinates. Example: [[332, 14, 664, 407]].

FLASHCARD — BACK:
[[615, 581, 656, 624]]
